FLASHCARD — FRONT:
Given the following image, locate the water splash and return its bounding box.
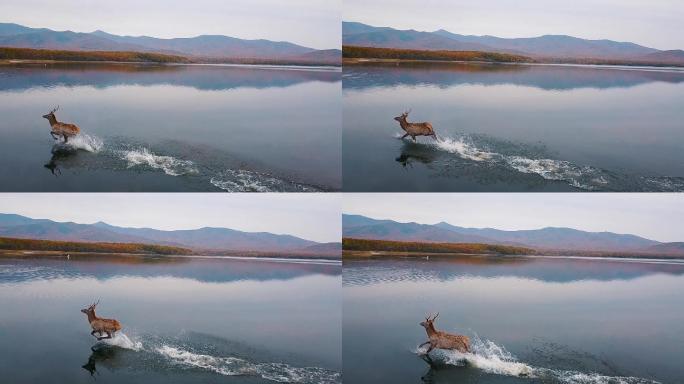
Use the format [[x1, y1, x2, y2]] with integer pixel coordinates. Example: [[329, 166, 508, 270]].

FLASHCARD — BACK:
[[96, 332, 143, 351], [414, 336, 660, 384], [121, 147, 198, 176], [53, 133, 104, 153]]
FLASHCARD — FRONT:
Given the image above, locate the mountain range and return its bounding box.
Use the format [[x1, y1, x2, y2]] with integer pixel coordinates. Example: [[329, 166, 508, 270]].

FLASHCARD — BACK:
[[343, 214, 681, 254], [0, 22, 341, 63], [343, 21, 684, 65], [0, 213, 340, 255]]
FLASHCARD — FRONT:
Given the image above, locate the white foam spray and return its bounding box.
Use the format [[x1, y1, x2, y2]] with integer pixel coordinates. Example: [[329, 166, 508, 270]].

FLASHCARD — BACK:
[[414, 336, 660, 384], [121, 147, 198, 176], [53, 134, 104, 153], [96, 332, 143, 351]]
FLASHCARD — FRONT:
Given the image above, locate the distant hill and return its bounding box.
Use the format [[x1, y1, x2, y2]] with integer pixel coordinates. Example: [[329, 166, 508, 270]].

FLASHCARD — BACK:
[[343, 214, 662, 252], [0, 213, 333, 255], [0, 22, 337, 62], [343, 21, 677, 63]]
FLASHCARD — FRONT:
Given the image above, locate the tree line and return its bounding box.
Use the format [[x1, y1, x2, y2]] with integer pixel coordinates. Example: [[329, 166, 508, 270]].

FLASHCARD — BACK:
[[0, 236, 191, 255], [342, 45, 532, 63], [342, 238, 535, 255]]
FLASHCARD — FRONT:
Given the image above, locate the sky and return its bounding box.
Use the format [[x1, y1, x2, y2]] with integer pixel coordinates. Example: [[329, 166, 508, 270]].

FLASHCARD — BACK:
[[343, 193, 684, 242], [0, 0, 341, 49], [0, 194, 341, 243], [344, 0, 684, 50]]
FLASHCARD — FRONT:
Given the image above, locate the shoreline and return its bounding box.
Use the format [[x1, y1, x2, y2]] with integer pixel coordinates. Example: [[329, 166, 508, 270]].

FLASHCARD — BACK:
[[342, 57, 684, 71], [0, 249, 341, 261], [343, 249, 684, 261], [1, 59, 341, 69]]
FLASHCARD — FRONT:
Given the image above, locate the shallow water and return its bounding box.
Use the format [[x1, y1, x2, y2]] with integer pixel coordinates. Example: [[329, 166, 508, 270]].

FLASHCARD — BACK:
[[343, 256, 684, 383], [343, 62, 684, 191], [0, 254, 341, 383], [0, 63, 341, 191]]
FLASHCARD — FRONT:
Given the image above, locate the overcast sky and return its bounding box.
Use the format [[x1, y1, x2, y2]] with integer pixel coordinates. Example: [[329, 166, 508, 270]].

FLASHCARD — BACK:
[[343, 193, 684, 242], [0, 194, 341, 243], [344, 0, 684, 50], [1, 0, 340, 49]]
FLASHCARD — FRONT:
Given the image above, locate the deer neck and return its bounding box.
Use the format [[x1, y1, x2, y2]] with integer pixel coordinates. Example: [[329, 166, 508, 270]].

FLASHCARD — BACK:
[[399, 119, 409, 131], [425, 323, 438, 337], [47, 115, 58, 127], [86, 310, 99, 323]]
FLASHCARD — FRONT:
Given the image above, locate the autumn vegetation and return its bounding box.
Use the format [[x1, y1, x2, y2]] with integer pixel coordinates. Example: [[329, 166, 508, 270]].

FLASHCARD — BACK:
[[343, 238, 536, 256], [343, 45, 532, 63], [0, 236, 190, 255], [0, 47, 190, 63], [0, 47, 339, 66]]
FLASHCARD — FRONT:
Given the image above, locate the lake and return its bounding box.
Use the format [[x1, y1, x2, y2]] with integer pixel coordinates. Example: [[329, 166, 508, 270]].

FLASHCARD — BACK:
[[0, 254, 341, 383], [343, 62, 684, 191], [0, 62, 341, 191], [343, 256, 684, 384]]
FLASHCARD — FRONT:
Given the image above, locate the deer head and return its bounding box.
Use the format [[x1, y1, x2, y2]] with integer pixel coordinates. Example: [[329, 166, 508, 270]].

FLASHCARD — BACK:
[[394, 109, 411, 122], [42, 105, 59, 120], [420, 312, 439, 329], [81, 299, 100, 315]]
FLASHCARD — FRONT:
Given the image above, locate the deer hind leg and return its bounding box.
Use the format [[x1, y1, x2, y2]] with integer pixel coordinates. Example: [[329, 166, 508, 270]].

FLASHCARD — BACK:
[[63, 134, 69, 143], [412, 135, 417, 142]]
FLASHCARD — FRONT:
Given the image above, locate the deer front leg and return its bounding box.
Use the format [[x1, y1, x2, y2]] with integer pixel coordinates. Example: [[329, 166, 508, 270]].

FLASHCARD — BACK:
[[90, 330, 99, 338], [400, 133, 409, 139], [63, 134, 69, 143], [50, 132, 59, 140], [425, 343, 434, 355]]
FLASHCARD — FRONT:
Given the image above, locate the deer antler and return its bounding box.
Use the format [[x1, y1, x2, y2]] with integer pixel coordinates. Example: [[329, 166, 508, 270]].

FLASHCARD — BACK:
[[49, 105, 59, 114], [428, 312, 439, 321], [405, 108, 412, 115]]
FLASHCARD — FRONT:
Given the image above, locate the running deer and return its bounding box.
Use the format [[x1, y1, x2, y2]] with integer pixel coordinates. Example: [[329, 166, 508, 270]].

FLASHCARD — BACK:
[[81, 300, 122, 341], [42, 106, 80, 143], [394, 110, 437, 141], [418, 313, 471, 355]]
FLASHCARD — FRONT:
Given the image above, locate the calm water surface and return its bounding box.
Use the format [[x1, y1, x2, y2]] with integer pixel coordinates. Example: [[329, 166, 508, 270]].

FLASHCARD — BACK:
[[343, 256, 684, 383], [343, 62, 684, 191], [0, 254, 341, 383], [0, 63, 341, 191]]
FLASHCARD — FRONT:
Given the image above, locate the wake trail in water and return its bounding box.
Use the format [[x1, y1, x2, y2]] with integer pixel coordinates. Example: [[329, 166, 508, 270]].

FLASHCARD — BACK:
[[119, 147, 199, 176], [407, 133, 683, 191], [210, 169, 320, 192], [156, 345, 340, 383], [414, 335, 660, 384], [52, 133, 104, 153], [90, 334, 339, 383]]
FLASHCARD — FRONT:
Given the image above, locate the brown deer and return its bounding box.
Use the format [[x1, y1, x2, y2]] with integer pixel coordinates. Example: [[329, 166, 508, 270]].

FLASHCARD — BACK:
[[81, 300, 122, 341], [418, 313, 471, 355], [42, 106, 80, 143], [394, 110, 437, 142]]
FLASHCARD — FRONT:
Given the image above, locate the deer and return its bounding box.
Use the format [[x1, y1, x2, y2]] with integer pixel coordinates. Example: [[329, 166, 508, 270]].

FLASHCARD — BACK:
[[394, 109, 438, 142], [418, 313, 471, 355], [81, 300, 122, 341], [42, 106, 80, 143]]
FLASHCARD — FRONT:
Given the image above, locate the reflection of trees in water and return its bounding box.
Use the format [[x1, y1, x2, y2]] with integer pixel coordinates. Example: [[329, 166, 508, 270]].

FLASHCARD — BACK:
[[343, 257, 684, 285], [343, 62, 684, 91], [0, 63, 340, 92]]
